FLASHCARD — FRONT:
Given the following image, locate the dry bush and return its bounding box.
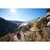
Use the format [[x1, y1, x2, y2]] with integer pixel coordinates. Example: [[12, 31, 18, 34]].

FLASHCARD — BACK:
[[42, 27, 50, 41], [24, 31, 36, 41], [0, 33, 15, 41], [35, 27, 50, 41]]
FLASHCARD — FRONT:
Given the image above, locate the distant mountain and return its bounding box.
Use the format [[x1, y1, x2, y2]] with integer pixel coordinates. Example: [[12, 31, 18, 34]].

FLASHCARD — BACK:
[[8, 20, 24, 26], [0, 17, 23, 37]]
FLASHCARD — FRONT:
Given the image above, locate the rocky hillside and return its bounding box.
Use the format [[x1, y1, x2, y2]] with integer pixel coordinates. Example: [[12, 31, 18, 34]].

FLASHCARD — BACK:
[[29, 16, 50, 41]]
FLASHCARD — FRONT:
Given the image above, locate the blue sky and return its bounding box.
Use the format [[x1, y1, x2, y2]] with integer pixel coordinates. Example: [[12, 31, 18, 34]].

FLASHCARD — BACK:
[[0, 8, 47, 21]]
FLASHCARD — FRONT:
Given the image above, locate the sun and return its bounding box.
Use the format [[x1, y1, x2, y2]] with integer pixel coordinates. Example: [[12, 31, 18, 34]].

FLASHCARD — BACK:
[[10, 8, 16, 14]]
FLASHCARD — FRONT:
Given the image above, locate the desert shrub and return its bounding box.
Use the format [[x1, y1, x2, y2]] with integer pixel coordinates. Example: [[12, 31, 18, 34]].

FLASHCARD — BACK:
[[24, 31, 36, 41], [21, 26, 27, 32], [16, 28, 21, 31], [36, 22, 41, 29]]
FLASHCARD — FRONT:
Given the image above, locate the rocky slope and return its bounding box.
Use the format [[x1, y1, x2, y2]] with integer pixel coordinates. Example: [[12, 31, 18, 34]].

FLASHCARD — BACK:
[[29, 16, 50, 41]]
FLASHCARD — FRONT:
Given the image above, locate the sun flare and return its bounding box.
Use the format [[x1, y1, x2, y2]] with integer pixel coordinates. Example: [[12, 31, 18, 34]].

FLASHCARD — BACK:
[[10, 8, 16, 14]]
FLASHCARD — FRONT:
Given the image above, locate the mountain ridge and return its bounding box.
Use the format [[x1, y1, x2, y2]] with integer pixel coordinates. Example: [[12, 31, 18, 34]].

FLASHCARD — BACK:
[[0, 17, 23, 37]]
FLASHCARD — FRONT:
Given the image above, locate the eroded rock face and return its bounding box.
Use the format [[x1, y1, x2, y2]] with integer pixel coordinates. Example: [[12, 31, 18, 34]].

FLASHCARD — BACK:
[[47, 22, 50, 26], [47, 16, 50, 26]]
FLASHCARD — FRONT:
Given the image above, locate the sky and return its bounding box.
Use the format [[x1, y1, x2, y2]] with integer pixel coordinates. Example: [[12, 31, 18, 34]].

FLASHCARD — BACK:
[[0, 8, 47, 21]]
